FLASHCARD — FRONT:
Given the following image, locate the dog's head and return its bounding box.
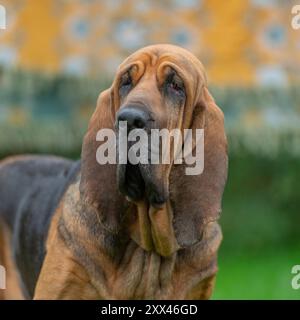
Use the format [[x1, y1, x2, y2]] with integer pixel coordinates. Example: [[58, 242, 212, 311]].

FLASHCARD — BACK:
[[80, 44, 228, 254]]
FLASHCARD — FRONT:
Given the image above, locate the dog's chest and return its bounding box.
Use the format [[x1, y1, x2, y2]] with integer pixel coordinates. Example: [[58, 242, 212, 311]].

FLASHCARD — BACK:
[[85, 223, 221, 299]]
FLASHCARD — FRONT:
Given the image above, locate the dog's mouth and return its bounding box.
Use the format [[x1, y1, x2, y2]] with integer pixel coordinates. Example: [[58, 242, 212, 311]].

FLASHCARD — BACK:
[[117, 162, 168, 208], [117, 163, 144, 202]]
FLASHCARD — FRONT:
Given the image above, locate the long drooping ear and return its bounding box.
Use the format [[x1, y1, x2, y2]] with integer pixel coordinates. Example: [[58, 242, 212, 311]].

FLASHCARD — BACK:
[[169, 87, 228, 247], [79, 89, 126, 234]]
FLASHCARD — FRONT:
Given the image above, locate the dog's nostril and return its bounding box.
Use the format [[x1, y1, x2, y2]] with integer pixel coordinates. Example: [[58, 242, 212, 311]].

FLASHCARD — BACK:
[[117, 115, 126, 122], [133, 118, 146, 129]]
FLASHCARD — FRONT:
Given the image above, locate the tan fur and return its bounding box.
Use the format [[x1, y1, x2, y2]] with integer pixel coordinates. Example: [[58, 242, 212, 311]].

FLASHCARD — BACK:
[[35, 183, 222, 299], [34, 203, 98, 299]]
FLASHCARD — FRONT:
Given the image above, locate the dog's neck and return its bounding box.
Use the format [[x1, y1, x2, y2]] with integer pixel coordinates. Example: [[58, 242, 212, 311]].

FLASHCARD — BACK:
[[57, 178, 222, 299]]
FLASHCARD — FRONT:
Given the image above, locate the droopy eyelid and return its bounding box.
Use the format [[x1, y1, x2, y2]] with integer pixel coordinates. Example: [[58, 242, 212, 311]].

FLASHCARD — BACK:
[[119, 71, 132, 87], [166, 69, 184, 85]]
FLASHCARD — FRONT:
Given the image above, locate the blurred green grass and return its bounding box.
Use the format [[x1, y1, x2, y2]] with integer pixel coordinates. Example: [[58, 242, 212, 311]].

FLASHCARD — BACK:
[[213, 247, 300, 299], [213, 150, 300, 299], [220, 151, 300, 253]]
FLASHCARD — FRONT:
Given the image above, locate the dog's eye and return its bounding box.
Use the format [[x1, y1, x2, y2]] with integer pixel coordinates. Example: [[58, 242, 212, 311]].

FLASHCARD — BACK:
[[166, 73, 185, 98], [120, 72, 132, 90], [169, 80, 183, 93]]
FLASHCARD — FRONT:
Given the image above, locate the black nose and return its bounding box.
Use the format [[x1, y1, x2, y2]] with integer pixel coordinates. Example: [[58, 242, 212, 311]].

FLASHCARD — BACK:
[[117, 107, 149, 131]]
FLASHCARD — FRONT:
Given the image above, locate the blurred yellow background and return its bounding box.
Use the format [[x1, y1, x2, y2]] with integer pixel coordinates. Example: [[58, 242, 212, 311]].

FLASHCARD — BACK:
[[0, 0, 299, 85]]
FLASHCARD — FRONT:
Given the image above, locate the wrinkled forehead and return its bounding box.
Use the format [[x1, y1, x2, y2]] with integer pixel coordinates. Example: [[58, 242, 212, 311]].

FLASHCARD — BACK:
[[117, 45, 207, 91]]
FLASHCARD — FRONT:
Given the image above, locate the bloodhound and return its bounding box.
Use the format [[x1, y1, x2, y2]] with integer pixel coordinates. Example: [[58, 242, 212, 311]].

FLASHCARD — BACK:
[[0, 44, 228, 300]]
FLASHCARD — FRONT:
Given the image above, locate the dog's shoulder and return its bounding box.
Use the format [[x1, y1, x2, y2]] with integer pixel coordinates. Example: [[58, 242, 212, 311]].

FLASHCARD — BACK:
[[0, 155, 80, 298]]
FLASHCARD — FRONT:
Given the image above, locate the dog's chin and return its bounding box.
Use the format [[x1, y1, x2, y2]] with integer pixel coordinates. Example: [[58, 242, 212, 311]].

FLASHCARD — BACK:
[[117, 163, 167, 208]]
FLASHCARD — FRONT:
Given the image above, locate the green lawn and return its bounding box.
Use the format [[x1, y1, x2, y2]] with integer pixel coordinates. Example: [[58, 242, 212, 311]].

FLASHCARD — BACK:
[[213, 247, 300, 300]]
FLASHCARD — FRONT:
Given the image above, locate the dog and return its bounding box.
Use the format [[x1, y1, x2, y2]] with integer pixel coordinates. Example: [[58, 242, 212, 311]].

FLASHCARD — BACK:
[[0, 44, 228, 299]]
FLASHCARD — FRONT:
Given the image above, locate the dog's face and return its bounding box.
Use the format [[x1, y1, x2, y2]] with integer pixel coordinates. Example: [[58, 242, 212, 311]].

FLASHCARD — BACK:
[[80, 44, 227, 245], [111, 45, 207, 208]]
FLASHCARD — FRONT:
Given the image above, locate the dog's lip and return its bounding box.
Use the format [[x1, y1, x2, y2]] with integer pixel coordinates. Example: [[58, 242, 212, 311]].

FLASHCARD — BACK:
[[146, 185, 168, 208], [117, 163, 145, 202], [149, 197, 167, 209], [117, 163, 168, 207]]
